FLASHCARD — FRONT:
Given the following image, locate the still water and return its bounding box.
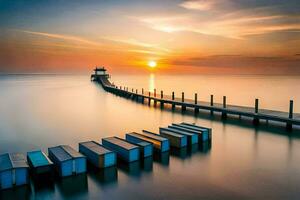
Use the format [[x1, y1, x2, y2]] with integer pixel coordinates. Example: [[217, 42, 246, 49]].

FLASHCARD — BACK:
[[0, 74, 300, 200]]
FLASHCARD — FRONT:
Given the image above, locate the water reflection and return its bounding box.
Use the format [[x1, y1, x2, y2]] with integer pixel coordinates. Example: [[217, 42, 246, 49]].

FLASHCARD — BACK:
[[31, 174, 55, 193], [170, 147, 188, 159], [148, 73, 155, 92], [0, 186, 31, 200], [118, 160, 141, 178], [56, 174, 88, 198], [170, 143, 206, 159], [88, 166, 118, 187], [141, 157, 153, 172], [153, 151, 170, 166], [199, 141, 211, 153], [189, 143, 200, 154]]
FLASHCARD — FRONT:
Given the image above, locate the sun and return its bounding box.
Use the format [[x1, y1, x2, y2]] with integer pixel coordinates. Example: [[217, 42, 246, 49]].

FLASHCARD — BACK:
[[148, 60, 157, 68]]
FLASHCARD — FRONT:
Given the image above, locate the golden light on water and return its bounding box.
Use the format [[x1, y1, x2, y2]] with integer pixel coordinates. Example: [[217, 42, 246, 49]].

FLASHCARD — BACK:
[[148, 73, 155, 92], [148, 60, 157, 68]]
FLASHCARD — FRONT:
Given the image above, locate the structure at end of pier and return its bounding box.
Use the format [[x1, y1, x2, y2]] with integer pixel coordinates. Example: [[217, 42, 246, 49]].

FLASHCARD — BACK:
[[91, 67, 109, 81]]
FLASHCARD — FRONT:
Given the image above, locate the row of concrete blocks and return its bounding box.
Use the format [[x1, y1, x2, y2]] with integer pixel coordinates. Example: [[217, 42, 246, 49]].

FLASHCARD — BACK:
[[0, 122, 211, 190]]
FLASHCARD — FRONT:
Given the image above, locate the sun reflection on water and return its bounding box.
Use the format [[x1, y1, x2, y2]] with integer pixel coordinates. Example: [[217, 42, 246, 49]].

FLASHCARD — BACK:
[[148, 73, 155, 92]]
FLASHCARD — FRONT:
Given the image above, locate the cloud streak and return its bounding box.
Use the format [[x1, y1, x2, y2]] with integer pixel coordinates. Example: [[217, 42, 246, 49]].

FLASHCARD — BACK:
[[19, 30, 102, 46], [15, 29, 171, 56], [137, 10, 300, 39], [179, 0, 214, 11]]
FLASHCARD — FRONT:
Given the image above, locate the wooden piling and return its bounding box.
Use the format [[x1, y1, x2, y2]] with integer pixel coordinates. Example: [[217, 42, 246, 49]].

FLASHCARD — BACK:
[[289, 100, 293, 119], [255, 99, 259, 113], [287, 100, 293, 130], [194, 93, 199, 114], [222, 96, 227, 119], [154, 89, 157, 107], [148, 91, 151, 106], [182, 92, 186, 111], [171, 92, 175, 110], [135, 89, 138, 101], [210, 95, 214, 115], [141, 88, 144, 103], [253, 99, 259, 125], [160, 91, 164, 108]]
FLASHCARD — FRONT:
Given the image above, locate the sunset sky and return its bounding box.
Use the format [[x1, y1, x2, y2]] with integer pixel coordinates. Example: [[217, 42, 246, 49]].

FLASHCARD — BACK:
[[0, 0, 299, 74]]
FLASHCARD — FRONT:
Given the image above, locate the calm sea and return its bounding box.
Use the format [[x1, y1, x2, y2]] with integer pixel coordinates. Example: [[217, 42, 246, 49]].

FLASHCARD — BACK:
[[0, 74, 300, 199]]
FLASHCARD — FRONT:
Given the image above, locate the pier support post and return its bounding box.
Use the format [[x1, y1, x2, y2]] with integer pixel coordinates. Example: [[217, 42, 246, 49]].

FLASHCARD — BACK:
[[160, 90, 164, 108], [172, 92, 175, 110], [148, 91, 151, 106], [253, 98, 259, 125], [154, 89, 157, 106], [119, 86, 122, 96], [135, 89, 138, 101], [222, 96, 227, 119], [131, 88, 134, 99], [287, 100, 293, 130], [141, 88, 144, 103], [182, 92, 186, 111], [210, 95, 214, 115], [194, 93, 199, 114]]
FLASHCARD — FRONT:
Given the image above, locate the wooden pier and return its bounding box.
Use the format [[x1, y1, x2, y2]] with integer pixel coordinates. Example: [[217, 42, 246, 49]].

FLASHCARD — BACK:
[[91, 67, 300, 130]]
